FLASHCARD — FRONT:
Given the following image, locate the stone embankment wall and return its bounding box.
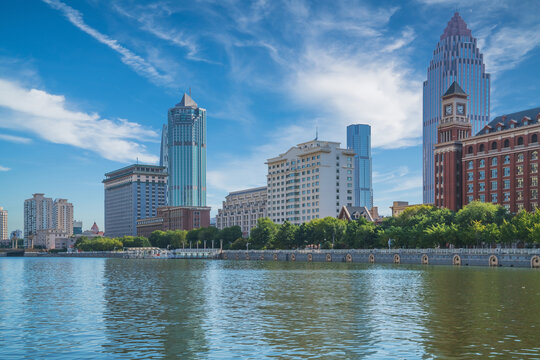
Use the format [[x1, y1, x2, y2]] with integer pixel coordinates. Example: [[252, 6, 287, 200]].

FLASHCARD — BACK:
[[222, 249, 540, 268], [24, 251, 124, 258]]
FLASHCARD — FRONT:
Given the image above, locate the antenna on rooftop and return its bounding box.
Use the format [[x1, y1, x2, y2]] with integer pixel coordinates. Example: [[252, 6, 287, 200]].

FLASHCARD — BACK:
[[315, 126, 318, 140], [189, 87, 191, 97]]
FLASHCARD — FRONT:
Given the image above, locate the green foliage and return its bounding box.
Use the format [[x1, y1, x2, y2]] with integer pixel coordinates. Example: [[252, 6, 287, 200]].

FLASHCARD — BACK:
[[249, 218, 278, 249], [74, 204, 540, 252], [230, 237, 247, 250]]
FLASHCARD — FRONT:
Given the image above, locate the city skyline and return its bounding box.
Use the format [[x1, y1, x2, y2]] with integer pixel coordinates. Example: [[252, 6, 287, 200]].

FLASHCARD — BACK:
[[1, 1, 540, 233]]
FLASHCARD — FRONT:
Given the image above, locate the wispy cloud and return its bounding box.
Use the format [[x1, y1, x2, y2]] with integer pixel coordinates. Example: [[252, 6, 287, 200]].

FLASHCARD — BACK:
[[42, 0, 174, 87], [478, 25, 540, 73], [0, 78, 158, 163], [0, 133, 32, 144], [0, 165, 10, 172]]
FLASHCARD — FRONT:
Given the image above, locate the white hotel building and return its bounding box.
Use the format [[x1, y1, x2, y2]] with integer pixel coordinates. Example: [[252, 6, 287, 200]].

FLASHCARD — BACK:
[[266, 140, 356, 224], [216, 186, 267, 236]]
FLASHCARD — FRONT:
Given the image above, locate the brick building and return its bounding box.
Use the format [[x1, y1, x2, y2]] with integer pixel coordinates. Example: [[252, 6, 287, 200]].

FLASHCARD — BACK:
[[435, 82, 540, 212], [136, 206, 211, 238]]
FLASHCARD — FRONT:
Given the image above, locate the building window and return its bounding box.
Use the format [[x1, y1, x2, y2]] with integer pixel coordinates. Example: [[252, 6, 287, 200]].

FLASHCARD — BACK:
[[517, 165, 524, 175], [533, 164, 539, 174], [479, 159, 485, 168], [491, 181, 497, 190], [532, 134, 538, 143], [479, 171, 485, 180], [532, 151, 539, 161], [517, 136, 524, 146], [517, 153, 524, 162], [503, 167, 510, 177], [467, 195, 473, 203], [479, 194, 485, 202], [491, 157, 497, 166], [532, 177, 538, 187], [467, 161, 473, 170], [479, 182, 485, 192], [467, 184, 473, 193], [491, 169, 498, 178], [479, 144, 485, 152], [504, 155, 510, 164], [491, 141, 497, 150], [532, 189, 538, 200], [504, 192, 510, 202], [517, 203, 524, 211], [517, 178, 524, 188], [504, 180, 510, 189], [492, 193, 498, 203], [468, 146, 473, 154], [503, 139, 510, 148], [467, 172, 474, 181]]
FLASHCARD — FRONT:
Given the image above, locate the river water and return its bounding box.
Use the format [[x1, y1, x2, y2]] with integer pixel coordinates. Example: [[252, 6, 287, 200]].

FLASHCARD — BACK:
[[0, 258, 539, 359]]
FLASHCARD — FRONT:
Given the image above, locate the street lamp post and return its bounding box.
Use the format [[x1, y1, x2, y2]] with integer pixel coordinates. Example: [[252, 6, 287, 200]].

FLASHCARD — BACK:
[[246, 242, 250, 251]]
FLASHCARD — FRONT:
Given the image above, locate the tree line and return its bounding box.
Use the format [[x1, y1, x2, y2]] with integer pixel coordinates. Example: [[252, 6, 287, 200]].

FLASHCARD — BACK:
[[74, 202, 540, 251]]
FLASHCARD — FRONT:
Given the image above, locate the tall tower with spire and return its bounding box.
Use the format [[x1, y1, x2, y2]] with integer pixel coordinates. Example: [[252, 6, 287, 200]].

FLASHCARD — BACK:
[[423, 12, 490, 204], [166, 93, 206, 207]]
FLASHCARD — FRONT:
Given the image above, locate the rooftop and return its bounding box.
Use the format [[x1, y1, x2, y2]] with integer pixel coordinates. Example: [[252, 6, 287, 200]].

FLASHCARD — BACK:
[[476, 107, 540, 136], [441, 12, 472, 40]]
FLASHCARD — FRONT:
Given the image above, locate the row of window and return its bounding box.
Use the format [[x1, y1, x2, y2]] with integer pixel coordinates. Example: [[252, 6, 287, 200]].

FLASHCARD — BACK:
[[466, 189, 538, 203], [467, 134, 538, 154]]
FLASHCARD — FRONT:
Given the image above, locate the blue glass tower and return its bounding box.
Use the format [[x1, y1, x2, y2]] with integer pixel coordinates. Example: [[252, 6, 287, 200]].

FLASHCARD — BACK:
[[347, 124, 373, 209], [166, 93, 206, 206], [423, 12, 490, 204]]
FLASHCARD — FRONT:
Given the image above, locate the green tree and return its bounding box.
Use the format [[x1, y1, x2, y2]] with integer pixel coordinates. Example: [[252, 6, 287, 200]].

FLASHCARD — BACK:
[[219, 226, 243, 249], [249, 217, 278, 249], [273, 221, 298, 249], [230, 237, 248, 250]]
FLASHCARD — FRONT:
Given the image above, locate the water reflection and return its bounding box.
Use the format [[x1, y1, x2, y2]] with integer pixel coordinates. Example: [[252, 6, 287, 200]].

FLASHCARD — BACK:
[[0, 258, 539, 359]]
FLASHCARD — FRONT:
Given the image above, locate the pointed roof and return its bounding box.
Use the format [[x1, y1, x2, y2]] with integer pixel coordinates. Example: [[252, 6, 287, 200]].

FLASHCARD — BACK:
[[441, 12, 472, 40], [176, 93, 198, 108], [90, 222, 99, 234], [443, 81, 467, 97]]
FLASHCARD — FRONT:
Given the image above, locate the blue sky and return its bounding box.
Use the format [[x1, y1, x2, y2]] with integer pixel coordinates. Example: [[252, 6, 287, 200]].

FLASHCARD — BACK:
[[1, 0, 540, 233]]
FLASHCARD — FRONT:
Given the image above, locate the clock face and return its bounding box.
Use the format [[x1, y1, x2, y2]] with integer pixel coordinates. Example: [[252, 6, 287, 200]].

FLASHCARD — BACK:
[[457, 104, 465, 115], [445, 104, 453, 116]]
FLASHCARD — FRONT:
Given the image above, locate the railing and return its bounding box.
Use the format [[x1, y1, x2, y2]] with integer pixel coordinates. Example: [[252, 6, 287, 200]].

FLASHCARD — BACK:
[[223, 248, 540, 255]]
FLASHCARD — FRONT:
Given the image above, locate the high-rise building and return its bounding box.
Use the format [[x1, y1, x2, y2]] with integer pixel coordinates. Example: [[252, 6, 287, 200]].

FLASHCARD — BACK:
[[423, 12, 490, 204], [53, 199, 74, 236], [164, 93, 206, 207], [216, 187, 268, 236], [0, 207, 7, 242], [435, 83, 540, 213], [24, 193, 53, 242], [347, 124, 373, 209], [266, 139, 356, 225], [103, 164, 167, 238]]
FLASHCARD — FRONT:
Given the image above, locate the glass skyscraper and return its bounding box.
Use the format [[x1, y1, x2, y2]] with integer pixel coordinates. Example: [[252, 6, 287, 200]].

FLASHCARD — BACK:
[[423, 12, 490, 204], [347, 124, 373, 209], [164, 93, 206, 207]]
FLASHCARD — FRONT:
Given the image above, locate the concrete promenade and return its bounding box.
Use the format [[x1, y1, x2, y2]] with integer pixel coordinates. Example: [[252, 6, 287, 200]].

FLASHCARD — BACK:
[[222, 248, 540, 268]]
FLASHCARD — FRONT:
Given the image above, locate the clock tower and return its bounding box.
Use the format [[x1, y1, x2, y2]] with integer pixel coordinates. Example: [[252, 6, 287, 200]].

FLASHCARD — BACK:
[[434, 82, 472, 211]]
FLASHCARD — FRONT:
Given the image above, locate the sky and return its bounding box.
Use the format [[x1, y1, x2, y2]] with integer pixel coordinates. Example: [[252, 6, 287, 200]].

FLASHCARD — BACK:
[[1, 0, 540, 234]]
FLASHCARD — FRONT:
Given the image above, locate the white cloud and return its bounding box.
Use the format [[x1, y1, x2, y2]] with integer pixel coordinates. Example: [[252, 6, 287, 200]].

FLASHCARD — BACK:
[[0, 165, 10, 171], [0, 78, 158, 163], [42, 0, 174, 87], [292, 48, 422, 149], [479, 25, 540, 73], [0, 133, 32, 143]]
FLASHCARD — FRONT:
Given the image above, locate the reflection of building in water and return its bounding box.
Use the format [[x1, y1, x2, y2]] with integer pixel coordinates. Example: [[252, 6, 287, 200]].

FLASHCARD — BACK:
[[102, 260, 209, 358]]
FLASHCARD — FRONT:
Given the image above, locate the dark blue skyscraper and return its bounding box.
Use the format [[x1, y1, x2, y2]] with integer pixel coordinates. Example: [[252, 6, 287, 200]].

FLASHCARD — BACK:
[[347, 124, 373, 209], [423, 12, 490, 204]]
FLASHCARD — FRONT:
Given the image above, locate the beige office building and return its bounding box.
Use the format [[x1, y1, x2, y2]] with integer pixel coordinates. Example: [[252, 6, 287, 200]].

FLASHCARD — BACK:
[[216, 187, 267, 236], [0, 207, 7, 242], [267, 140, 356, 225], [54, 199, 74, 235], [34, 229, 74, 250]]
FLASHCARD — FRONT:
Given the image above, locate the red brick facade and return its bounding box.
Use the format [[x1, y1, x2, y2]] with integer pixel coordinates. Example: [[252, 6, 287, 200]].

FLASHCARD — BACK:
[[136, 206, 211, 237], [435, 82, 540, 212]]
